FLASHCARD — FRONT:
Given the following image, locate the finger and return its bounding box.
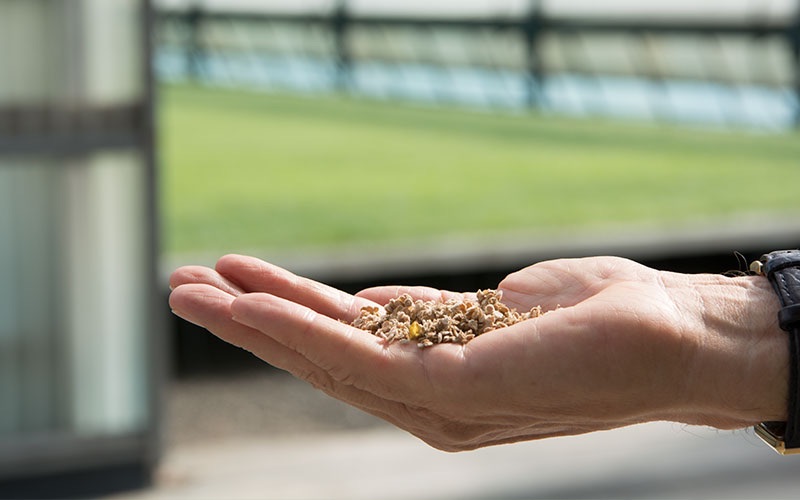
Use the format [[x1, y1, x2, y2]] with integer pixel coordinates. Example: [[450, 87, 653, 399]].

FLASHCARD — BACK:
[[230, 292, 451, 402], [170, 265, 245, 296], [169, 284, 301, 368], [169, 284, 418, 421], [498, 258, 600, 310], [215, 254, 376, 321], [499, 257, 646, 311], [356, 285, 474, 305]]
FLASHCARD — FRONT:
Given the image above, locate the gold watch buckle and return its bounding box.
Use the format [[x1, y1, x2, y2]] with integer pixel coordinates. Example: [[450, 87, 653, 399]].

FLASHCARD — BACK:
[[755, 423, 800, 455]]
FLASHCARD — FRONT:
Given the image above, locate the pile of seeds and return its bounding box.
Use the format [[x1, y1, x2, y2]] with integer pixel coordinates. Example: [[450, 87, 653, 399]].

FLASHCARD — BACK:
[[351, 289, 542, 348]]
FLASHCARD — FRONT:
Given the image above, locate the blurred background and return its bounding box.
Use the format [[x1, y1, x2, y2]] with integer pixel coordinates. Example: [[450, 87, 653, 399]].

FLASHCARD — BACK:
[[1, 0, 800, 498]]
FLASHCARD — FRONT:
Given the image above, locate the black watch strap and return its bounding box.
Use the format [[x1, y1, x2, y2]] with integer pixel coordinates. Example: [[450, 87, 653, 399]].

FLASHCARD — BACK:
[[752, 249, 800, 455]]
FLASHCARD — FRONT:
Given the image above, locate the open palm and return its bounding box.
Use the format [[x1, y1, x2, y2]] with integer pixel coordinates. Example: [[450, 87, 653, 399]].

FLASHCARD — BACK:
[[169, 254, 784, 451]]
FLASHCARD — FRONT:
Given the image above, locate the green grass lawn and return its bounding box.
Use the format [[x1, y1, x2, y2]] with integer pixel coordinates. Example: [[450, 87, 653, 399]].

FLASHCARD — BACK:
[[159, 84, 800, 256]]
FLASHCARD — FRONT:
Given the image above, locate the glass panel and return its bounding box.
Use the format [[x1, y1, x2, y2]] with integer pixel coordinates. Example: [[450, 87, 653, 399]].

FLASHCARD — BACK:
[[82, 0, 144, 104], [0, 153, 150, 440], [62, 152, 150, 436], [0, 0, 143, 106], [0, 0, 54, 104], [0, 163, 61, 437]]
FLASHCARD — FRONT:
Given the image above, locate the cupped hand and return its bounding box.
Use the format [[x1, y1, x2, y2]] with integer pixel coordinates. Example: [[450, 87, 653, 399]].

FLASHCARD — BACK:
[[169, 254, 787, 451]]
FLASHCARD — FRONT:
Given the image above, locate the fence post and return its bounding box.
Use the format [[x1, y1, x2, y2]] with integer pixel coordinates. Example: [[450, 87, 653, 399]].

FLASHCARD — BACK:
[[523, 0, 544, 110], [333, 0, 351, 93], [791, 3, 800, 126], [186, 6, 204, 82]]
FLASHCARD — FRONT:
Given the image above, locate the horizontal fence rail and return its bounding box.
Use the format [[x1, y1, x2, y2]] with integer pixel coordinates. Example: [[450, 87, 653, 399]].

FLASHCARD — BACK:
[[0, 104, 148, 155], [155, 1, 800, 129]]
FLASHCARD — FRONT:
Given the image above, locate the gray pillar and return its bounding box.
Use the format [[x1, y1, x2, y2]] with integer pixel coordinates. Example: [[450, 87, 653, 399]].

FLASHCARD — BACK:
[[0, 0, 161, 495]]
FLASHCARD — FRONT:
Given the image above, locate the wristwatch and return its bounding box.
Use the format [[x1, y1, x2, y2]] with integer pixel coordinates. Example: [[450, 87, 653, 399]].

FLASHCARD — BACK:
[[750, 250, 800, 455]]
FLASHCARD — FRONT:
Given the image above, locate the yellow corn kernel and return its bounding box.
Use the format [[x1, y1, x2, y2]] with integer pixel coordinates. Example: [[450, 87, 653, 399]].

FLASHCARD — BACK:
[[408, 321, 422, 340]]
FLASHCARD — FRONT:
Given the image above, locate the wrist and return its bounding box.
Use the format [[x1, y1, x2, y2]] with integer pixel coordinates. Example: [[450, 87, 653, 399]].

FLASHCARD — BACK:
[[675, 273, 788, 428]]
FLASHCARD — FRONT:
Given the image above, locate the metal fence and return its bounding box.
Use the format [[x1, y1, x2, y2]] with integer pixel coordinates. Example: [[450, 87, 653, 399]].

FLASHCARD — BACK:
[[155, 1, 800, 129]]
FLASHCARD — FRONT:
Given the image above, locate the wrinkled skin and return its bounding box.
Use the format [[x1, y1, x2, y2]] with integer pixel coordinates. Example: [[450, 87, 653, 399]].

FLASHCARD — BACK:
[[169, 254, 787, 452]]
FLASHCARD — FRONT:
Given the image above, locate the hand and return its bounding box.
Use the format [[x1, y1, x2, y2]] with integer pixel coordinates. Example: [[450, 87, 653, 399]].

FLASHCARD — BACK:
[[169, 254, 788, 451]]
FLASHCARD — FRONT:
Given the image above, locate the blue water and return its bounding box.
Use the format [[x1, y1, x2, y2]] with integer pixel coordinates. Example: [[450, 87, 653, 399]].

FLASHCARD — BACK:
[[155, 48, 798, 131]]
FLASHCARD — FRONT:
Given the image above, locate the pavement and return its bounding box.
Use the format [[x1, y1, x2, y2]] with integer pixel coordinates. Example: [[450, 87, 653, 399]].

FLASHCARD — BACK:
[[108, 369, 800, 500]]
